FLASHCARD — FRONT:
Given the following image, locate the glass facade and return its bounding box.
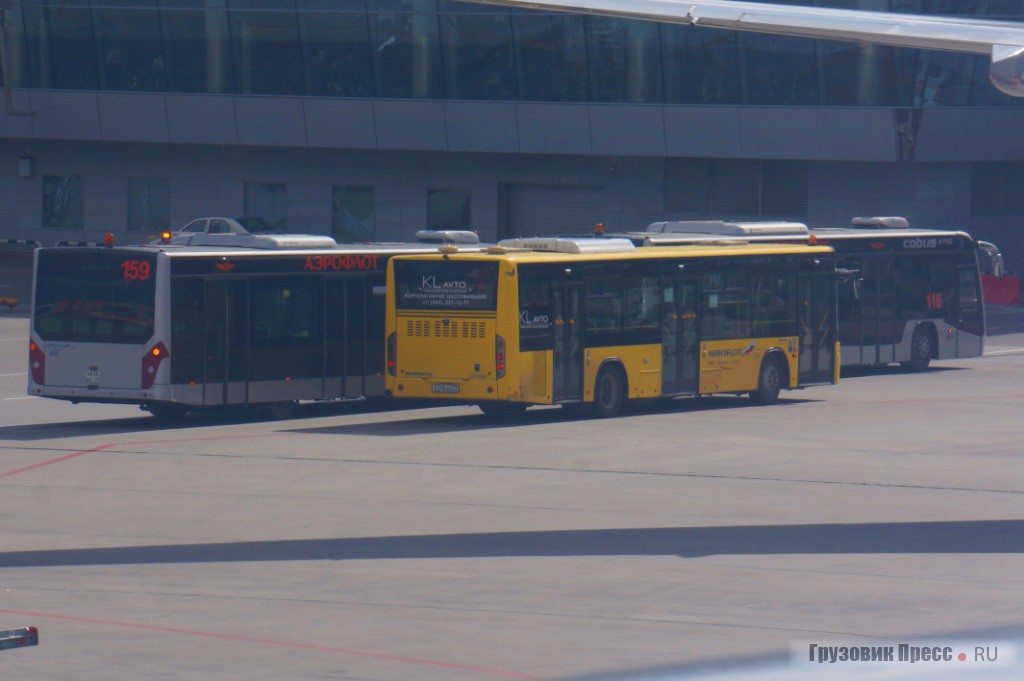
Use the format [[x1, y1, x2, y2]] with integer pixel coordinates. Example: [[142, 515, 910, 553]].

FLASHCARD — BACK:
[[0, 0, 1020, 106]]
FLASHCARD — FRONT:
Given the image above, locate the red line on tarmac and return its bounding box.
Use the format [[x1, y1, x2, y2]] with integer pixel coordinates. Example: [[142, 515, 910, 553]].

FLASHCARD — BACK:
[[0, 434, 274, 479], [0, 443, 117, 479], [0, 608, 537, 679]]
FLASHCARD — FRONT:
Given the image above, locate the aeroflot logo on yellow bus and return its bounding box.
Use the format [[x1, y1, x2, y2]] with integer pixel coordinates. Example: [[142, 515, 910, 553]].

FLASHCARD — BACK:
[[707, 342, 757, 358]]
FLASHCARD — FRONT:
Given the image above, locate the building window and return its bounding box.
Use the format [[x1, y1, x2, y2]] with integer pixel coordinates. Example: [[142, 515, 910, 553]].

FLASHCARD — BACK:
[[370, 0, 445, 99], [439, 1, 516, 100], [971, 162, 1024, 217], [128, 178, 170, 232], [511, 13, 588, 102], [230, 5, 304, 95], [664, 159, 808, 217], [244, 182, 288, 231], [332, 186, 376, 242], [585, 16, 662, 103], [301, 0, 375, 97], [740, 33, 818, 106], [23, 4, 99, 90], [42, 176, 84, 230], [661, 24, 740, 105], [94, 5, 167, 92], [162, 3, 233, 93], [427, 188, 471, 231]]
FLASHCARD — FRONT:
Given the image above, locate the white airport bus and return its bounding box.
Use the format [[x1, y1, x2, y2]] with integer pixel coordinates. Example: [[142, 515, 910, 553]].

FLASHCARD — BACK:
[[618, 217, 988, 371], [28, 231, 477, 419]]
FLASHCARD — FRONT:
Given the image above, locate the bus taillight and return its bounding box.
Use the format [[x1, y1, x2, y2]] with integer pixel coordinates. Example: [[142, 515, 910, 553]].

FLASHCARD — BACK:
[[29, 341, 45, 385], [386, 332, 397, 376], [496, 335, 506, 379], [142, 342, 169, 389]]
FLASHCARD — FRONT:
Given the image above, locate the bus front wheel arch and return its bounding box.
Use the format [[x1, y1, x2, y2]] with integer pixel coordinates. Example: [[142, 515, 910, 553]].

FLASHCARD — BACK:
[[592, 363, 627, 418], [750, 353, 787, 405]]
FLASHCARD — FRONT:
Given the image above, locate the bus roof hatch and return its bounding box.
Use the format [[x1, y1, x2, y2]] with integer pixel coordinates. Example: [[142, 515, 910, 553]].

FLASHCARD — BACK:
[[415, 230, 481, 245], [498, 237, 635, 253], [646, 220, 809, 237], [850, 216, 910, 229]]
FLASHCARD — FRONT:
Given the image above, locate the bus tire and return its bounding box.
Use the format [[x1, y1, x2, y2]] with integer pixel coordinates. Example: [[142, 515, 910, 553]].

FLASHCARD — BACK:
[[750, 354, 785, 405], [145, 403, 186, 421], [902, 325, 933, 372], [592, 364, 626, 418], [478, 402, 528, 420]]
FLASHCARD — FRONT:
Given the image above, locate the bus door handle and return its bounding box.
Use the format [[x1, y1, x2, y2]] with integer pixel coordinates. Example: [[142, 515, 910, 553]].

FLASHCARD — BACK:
[[586, 350, 591, 365]]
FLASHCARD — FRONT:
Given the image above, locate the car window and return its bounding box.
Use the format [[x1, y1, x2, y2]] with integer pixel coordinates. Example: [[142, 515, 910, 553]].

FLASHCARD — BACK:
[[182, 220, 206, 233], [209, 220, 230, 234]]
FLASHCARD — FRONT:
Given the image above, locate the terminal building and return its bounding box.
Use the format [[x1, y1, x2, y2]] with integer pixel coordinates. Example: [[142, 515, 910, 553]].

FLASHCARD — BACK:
[[0, 0, 1022, 272]]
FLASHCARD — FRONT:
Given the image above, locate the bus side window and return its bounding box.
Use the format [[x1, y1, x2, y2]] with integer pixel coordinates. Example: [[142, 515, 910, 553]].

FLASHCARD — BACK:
[[752, 272, 795, 337], [623, 276, 659, 333], [702, 271, 750, 340], [584, 275, 622, 336]]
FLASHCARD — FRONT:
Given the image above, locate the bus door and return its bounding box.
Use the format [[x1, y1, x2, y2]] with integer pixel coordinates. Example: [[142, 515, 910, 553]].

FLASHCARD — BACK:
[[551, 282, 582, 401], [661, 278, 699, 395], [327, 274, 383, 399], [862, 257, 897, 364], [325, 275, 370, 399], [957, 263, 984, 356], [797, 273, 836, 385], [203, 277, 249, 406]]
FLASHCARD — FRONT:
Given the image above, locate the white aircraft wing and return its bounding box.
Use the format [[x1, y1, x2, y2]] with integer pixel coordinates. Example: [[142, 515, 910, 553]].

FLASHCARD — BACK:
[[463, 0, 1024, 97]]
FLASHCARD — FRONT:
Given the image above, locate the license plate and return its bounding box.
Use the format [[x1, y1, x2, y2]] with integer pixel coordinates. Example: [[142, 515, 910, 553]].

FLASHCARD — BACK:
[[86, 367, 100, 389], [431, 383, 460, 394]]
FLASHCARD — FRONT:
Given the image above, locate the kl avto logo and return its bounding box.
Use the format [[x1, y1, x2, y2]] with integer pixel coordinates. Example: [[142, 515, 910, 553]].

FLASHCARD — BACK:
[[422, 275, 467, 290]]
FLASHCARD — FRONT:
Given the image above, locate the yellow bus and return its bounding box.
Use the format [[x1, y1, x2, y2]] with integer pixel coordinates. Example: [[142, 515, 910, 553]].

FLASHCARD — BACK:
[[385, 238, 838, 418]]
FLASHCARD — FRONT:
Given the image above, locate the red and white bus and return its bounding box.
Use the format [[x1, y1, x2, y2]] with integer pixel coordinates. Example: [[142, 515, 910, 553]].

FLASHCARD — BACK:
[[29, 232, 475, 419]]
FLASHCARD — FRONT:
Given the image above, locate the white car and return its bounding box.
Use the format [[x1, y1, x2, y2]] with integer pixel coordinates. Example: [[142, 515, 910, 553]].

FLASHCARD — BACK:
[[169, 216, 281, 242], [156, 217, 336, 250]]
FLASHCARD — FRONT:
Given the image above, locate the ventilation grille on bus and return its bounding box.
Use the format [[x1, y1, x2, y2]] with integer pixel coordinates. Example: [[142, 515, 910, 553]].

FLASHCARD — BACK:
[[406, 320, 486, 338]]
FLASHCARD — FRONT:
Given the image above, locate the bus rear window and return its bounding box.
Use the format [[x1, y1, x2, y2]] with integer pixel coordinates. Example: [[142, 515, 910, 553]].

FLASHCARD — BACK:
[[394, 260, 499, 311], [34, 250, 156, 344]]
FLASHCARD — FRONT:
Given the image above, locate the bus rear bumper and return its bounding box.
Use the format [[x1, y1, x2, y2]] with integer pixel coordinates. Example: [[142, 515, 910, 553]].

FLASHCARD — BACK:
[[28, 384, 173, 405], [390, 377, 509, 402]]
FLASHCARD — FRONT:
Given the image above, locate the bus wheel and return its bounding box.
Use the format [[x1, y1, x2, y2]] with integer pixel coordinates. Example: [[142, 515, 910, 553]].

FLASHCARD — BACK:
[[478, 402, 528, 420], [750, 355, 785, 405], [145, 403, 186, 421], [593, 365, 626, 418], [260, 401, 297, 420], [902, 326, 933, 372]]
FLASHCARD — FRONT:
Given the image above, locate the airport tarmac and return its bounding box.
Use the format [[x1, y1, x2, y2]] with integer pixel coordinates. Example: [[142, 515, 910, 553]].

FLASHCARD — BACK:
[[1, 308, 1023, 680]]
